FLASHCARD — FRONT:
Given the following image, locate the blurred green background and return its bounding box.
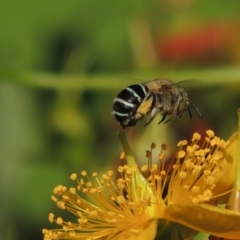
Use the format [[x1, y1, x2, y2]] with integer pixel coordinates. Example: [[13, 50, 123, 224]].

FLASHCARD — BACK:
[[1, 1, 240, 239]]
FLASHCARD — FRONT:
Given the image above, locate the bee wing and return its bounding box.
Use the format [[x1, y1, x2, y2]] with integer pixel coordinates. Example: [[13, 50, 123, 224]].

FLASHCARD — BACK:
[[169, 79, 203, 88], [144, 78, 202, 93]]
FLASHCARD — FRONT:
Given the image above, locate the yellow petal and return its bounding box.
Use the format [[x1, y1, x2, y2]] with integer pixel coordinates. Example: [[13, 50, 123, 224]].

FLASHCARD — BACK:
[[164, 203, 240, 239], [226, 110, 240, 212], [211, 132, 238, 202], [112, 219, 158, 240]]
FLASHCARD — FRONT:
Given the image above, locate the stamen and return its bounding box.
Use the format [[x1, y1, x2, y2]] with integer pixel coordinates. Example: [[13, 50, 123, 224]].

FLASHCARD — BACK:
[[206, 130, 215, 138], [158, 153, 165, 161], [48, 213, 54, 223], [177, 140, 188, 147], [44, 130, 231, 240], [161, 143, 168, 150], [192, 132, 201, 141], [70, 173, 77, 181], [151, 143, 156, 149], [56, 217, 63, 225], [179, 171, 187, 179], [141, 165, 148, 173], [177, 150, 186, 158], [168, 131, 229, 205], [146, 150, 151, 158], [120, 152, 125, 160]]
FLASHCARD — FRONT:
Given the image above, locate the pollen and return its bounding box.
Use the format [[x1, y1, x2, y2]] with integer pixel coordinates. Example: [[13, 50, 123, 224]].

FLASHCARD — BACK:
[[151, 142, 156, 149], [146, 150, 151, 158], [81, 171, 87, 176], [69, 231, 75, 237], [173, 164, 178, 170], [192, 186, 200, 193], [177, 150, 186, 158], [51, 196, 58, 202], [203, 189, 213, 198], [48, 213, 54, 223], [192, 132, 201, 141], [120, 151, 125, 160], [205, 176, 215, 185], [160, 170, 166, 176], [117, 195, 126, 204], [78, 218, 88, 225], [161, 143, 168, 150], [70, 173, 77, 180], [192, 165, 202, 175], [43, 129, 229, 240], [158, 153, 165, 161], [102, 174, 110, 180], [206, 130, 215, 138], [118, 166, 124, 173], [141, 165, 148, 173], [57, 201, 65, 209], [56, 217, 63, 225], [177, 140, 188, 147], [167, 130, 228, 205], [179, 171, 187, 179], [89, 188, 97, 194]]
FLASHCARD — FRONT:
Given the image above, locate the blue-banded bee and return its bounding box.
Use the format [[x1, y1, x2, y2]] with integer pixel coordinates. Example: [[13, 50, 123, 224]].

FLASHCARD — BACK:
[[112, 78, 202, 128]]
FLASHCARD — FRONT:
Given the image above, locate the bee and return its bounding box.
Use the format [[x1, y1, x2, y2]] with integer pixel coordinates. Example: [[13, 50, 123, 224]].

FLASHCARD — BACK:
[[112, 78, 202, 128]]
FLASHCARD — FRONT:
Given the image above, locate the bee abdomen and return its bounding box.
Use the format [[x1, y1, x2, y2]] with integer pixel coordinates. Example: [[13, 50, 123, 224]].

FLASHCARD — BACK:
[[112, 84, 148, 126]]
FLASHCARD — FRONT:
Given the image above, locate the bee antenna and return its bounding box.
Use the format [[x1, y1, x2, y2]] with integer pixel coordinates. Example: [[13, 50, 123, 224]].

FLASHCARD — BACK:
[[191, 102, 203, 118], [187, 99, 203, 119]]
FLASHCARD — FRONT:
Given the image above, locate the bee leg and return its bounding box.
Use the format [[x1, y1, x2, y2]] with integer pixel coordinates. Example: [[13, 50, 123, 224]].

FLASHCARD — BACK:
[[160, 114, 176, 124], [158, 114, 167, 124], [144, 114, 156, 126], [144, 120, 152, 126], [144, 107, 159, 126], [163, 116, 173, 123], [187, 106, 192, 119]]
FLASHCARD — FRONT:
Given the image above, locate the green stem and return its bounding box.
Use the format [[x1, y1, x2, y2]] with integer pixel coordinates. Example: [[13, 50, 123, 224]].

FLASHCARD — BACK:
[[117, 131, 137, 168]]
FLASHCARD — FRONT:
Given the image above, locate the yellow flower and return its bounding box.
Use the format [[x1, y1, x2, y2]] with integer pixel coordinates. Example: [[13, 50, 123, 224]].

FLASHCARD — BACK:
[[209, 109, 240, 240], [43, 130, 240, 240]]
